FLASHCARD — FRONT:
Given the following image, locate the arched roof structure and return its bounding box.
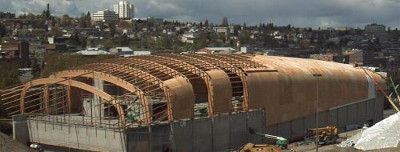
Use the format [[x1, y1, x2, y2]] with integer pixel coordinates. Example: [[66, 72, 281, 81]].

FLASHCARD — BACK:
[[0, 54, 386, 128]]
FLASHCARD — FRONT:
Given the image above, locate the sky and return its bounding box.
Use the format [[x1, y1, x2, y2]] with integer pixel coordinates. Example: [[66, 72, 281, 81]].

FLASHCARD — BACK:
[[0, 0, 399, 29]]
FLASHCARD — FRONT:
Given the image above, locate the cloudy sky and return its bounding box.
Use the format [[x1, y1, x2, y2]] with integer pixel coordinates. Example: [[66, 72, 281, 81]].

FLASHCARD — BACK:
[[0, 0, 399, 28]]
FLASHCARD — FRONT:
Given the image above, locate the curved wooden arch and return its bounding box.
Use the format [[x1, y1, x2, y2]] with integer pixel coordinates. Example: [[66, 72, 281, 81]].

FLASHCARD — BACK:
[[77, 62, 169, 123], [213, 54, 267, 69], [49, 69, 152, 124], [20, 78, 126, 126], [136, 55, 203, 77], [161, 54, 219, 71], [77, 62, 192, 122], [189, 54, 249, 111], [79, 63, 164, 93], [50, 70, 137, 92], [107, 57, 184, 80], [136, 55, 229, 116]]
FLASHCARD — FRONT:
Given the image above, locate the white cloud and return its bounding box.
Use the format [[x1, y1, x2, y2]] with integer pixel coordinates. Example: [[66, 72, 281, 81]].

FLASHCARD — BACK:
[[1, 0, 400, 28]]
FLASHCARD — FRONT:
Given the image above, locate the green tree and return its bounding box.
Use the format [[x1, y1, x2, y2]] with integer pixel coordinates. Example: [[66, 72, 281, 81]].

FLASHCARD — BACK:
[[40, 52, 114, 77], [161, 35, 175, 49], [61, 14, 71, 26], [27, 13, 36, 19], [0, 60, 20, 89]]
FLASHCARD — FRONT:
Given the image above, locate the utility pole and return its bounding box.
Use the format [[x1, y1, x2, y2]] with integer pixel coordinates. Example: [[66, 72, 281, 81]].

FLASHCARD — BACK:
[[313, 73, 322, 152]]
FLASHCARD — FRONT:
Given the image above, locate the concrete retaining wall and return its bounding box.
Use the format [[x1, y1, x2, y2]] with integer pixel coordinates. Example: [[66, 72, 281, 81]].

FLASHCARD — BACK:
[[126, 110, 266, 151], [24, 95, 384, 151], [126, 96, 384, 151], [27, 119, 127, 152]]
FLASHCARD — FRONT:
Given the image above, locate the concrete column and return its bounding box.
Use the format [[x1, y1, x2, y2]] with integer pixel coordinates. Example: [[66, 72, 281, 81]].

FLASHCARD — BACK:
[[12, 114, 29, 146], [82, 78, 104, 118], [93, 78, 104, 118]]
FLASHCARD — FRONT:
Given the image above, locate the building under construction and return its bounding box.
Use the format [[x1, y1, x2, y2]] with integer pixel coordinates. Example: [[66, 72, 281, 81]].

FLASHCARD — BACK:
[[0, 54, 385, 151]]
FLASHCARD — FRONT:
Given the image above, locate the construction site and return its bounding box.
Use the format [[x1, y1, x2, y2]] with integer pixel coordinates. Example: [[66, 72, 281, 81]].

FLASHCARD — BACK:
[[0, 54, 395, 151]]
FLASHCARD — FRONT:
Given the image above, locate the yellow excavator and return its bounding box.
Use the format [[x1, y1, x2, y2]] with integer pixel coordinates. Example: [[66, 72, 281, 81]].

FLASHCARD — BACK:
[[304, 125, 339, 145]]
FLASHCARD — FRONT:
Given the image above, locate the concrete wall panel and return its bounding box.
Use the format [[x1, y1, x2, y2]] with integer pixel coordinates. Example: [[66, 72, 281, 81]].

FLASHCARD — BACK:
[[347, 104, 358, 125], [265, 124, 278, 143], [366, 99, 376, 123], [328, 109, 338, 125], [338, 107, 348, 129], [28, 119, 127, 152], [151, 124, 172, 151], [357, 101, 367, 124], [230, 112, 248, 149], [304, 115, 316, 131], [212, 114, 230, 151], [126, 127, 149, 152], [278, 121, 291, 139], [374, 95, 384, 123], [318, 111, 328, 128], [291, 118, 304, 140], [247, 110, 265, 144], [193, 118, 212, 152], [172, 120, 193, 152]]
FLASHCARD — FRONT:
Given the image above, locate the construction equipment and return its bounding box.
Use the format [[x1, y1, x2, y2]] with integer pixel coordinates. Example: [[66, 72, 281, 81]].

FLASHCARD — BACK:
[[304, 125, 338, 145], [239, 143, 281, 152], [248, 128, 288, 149]]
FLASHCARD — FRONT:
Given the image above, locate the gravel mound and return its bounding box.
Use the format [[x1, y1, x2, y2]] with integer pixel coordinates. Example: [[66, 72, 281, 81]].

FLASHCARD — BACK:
[[0, 132, 34, 152], [338, 112, 400, 150]]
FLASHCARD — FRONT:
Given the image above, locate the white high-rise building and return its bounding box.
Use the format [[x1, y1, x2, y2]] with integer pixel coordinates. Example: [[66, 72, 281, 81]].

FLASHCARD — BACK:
[[114, 0, 134, 20]]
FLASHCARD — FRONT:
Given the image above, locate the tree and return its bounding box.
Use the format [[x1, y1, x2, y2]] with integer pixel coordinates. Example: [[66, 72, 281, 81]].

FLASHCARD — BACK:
[[71, 31, 81, 46], [119, 20, 130, 28], [45, 3, 51, 19], [61, 14, 71, 26], [31, 58, 41, 78], [0, 23, 6, 37], [119, 34, 129, 46], [27, 13, 36, 19], [221, 17, 229, 27], [52, 27, 63, 37], [162, 36, 173, 49], [86, 12, 91, 19], [205, 20, 209, 27], [40, 52, 114, 77], [79, 13, 91, 28], [0, 60, 20, 89]]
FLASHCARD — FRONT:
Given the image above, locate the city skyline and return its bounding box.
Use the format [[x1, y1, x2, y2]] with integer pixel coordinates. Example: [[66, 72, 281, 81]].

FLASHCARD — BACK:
[[0, 0, 399, 28]]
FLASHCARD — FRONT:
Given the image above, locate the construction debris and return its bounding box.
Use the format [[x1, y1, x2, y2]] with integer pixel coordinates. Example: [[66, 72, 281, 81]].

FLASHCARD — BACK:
[[338, 112, 400, 150]]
